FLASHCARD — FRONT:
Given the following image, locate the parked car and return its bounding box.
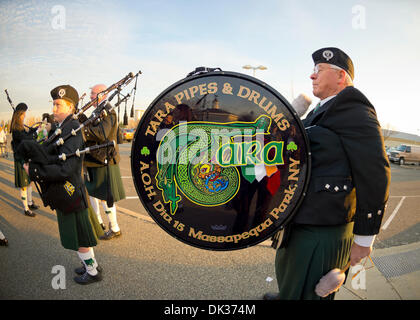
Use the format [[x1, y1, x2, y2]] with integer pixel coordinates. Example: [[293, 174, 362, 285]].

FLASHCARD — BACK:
[[122, 128, 134, 142], [388, 144, 420, 165], [386, 146, 396, 160]]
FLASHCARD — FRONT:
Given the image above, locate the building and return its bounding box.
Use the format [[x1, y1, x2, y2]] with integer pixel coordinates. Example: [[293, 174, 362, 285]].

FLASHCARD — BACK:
[[382, 129, 420, 147]]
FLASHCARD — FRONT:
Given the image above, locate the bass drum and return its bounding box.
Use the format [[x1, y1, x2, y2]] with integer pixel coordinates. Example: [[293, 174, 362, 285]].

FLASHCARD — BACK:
[[131, 69, 310, 250]]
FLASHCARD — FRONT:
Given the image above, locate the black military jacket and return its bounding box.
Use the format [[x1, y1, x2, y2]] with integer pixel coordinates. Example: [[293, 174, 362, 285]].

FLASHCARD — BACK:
[[293, 86, 391, 235], [27, 115, 88, 211], [12, 127, 37, 159]]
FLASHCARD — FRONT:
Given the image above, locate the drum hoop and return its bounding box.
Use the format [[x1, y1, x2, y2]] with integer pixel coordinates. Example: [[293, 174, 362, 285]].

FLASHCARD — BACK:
[[131, 70, 312, 250]]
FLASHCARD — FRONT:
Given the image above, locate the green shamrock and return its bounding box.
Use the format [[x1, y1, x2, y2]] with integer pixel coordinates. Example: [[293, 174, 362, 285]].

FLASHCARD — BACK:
[[141, 146, 150, 156], [287, 141, 298, 152]]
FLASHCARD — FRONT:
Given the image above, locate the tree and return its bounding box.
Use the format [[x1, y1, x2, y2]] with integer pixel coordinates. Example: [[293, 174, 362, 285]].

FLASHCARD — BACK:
[[382, 123, 396, 142]]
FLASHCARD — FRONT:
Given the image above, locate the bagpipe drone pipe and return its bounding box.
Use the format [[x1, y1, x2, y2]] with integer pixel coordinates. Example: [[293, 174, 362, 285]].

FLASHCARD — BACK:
[[45, 71, 141, 144], [15, 99, 118, 166], [13, 88, 131, 212]]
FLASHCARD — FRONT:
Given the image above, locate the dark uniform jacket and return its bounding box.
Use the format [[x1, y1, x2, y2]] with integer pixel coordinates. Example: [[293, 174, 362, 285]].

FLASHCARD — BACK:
[[82, 109, 120, 167], [27, 115, 88, 212], [293, 86, 391, 235]]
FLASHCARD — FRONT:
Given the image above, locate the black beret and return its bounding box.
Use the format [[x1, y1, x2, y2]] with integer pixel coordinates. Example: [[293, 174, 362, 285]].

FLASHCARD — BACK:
[[312, 47, 354, 80], [50, 85, 79, 107], [15, 103, 28, 112]]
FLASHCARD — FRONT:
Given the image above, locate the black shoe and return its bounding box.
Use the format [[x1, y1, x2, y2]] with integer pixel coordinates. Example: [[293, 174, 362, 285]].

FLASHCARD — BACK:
[[100, 229, 122, 240], [263, 292, 281, 300], [24, 210, 36, 217], [0, 238, 8, 246], [74, 264, 103, 275], [28, 203, 39, 210], [74, 271, 102, 285]]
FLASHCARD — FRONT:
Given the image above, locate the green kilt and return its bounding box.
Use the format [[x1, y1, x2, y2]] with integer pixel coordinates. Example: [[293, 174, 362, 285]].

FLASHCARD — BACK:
[[275, 223, 354, 300], [14, 159, 30, 188], [85, 165, 126, 202], [56, 207, 98, 251]]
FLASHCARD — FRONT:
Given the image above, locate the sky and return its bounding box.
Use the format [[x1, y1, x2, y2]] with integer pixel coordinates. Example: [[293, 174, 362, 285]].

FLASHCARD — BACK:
[[1, 0, 419, 134]]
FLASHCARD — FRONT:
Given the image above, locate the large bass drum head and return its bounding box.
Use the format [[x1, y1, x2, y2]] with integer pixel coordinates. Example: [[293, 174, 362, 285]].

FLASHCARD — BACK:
[[131, 70, 310, 250]]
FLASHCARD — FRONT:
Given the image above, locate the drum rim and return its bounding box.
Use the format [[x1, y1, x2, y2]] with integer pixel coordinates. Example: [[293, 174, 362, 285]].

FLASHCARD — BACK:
[[131, 70, 312, 251]]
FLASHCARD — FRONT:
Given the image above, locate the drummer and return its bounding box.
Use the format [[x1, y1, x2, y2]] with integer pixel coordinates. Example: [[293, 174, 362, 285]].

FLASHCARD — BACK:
[[263, 47, 390, 300]]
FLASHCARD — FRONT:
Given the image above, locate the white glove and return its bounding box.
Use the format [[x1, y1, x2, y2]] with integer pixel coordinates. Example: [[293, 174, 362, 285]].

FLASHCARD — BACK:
[[291, 94, 312, 117]]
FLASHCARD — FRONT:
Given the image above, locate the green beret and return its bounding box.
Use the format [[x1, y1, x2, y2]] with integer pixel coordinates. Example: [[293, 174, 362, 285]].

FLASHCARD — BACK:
[[50, 85, 79, 107], [15, 103, 28, 112], [312, 47, 354, 80]]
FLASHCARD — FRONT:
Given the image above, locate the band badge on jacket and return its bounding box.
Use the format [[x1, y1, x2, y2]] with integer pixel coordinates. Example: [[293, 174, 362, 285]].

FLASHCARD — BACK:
[[64, 180, 75, 196]]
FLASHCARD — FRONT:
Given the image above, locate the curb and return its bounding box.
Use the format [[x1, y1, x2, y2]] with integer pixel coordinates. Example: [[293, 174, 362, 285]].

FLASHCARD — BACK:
[[336, 241, 420, 300]]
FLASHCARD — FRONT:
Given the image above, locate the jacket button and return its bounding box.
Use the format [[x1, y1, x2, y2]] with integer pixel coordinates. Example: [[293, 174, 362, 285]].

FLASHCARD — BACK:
[[325, 184, 330, 189], [377, 210, 382, 215], [334, 186, 339, 192], [367, 213, 372, 219], [343, 185, 348, 190]]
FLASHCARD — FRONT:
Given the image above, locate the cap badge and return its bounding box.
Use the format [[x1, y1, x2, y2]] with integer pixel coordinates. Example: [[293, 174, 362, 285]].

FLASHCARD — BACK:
[[58, 88, 66, 98], [322, 50, 334, 61]]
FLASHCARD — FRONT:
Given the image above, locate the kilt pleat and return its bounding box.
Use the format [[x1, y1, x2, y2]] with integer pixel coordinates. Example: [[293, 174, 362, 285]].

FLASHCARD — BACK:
[[85, 165, 126, 202], [56, 208, 98, 251], [14, 160, 30, 188]]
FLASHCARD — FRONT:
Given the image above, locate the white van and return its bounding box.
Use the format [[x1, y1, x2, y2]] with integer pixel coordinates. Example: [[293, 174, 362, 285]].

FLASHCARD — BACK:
[[389, 144, 420, 165]]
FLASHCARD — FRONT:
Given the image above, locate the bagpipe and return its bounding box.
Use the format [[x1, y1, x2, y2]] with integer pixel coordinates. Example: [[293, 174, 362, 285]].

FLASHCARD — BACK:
[[46, 71, 141, 144], [4, 89, 15, 111], [74, 71, 138, 119], [33, 140, 117, 214], [15, 99, 120, 165], [14, 71, 141, 213], [17, 138, 117, 165]]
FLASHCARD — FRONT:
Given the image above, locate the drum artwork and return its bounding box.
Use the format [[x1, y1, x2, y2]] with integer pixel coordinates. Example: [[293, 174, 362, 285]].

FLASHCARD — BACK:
[[131, 68, 310, 250]]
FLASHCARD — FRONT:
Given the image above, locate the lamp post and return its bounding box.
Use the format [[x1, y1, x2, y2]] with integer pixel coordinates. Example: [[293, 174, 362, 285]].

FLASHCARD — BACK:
[[242, 65, 267, 77]]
